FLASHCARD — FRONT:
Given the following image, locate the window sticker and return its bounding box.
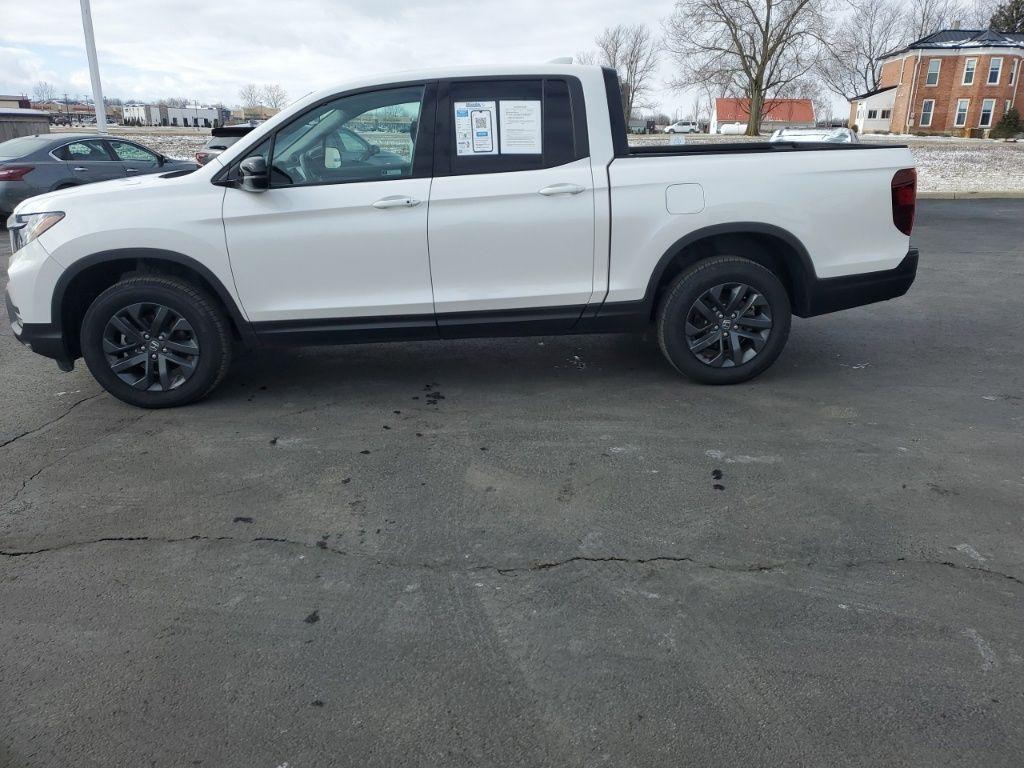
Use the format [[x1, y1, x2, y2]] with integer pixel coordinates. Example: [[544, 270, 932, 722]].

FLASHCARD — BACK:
[[499, 100, 542, 154], [454, 101, 498, 155]]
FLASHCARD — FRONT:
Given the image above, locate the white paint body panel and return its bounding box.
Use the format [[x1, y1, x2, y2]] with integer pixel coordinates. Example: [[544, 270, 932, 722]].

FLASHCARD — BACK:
[[605, 145, 915, 304], [222, 179, 433, 321], [427, 159, 595, 312]]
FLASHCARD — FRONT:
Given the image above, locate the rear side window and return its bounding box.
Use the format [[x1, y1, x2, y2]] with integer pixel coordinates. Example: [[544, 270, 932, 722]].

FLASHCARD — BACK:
[[440, 77, 586, 176], [53, 140, 113, 161], [205, 136, 240, 151]]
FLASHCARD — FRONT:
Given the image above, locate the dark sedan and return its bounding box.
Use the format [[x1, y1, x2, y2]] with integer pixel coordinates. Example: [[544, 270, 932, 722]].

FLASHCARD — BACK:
[[0, 134, 197, 220]]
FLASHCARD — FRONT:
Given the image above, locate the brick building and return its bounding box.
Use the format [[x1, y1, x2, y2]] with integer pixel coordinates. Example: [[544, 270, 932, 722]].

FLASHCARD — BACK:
[[850, 29, 1024, 136]]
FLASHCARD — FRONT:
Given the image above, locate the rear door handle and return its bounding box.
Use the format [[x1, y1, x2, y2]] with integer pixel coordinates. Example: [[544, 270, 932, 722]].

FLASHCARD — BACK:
[[125, 167, 139, 173], [538, 183, 585, 196], [372, 196, 421, 209]]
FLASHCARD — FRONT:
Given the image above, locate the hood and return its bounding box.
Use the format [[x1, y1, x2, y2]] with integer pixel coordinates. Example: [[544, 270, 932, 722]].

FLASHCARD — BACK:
[[13, 169, 201, 217]]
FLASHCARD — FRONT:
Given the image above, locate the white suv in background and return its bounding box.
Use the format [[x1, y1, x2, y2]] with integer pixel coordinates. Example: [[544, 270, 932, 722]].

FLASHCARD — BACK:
[[664, 120, 700, 134]]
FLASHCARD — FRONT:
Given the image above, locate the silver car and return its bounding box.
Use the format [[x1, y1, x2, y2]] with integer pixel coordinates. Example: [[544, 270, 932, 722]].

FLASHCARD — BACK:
[[0, 134, 197, 220], [769, 127, 859, 144]]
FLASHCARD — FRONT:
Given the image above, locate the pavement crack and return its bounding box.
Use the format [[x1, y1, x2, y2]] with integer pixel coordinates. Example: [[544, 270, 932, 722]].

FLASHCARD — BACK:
[[1, 539, 1021, 588], [0, 393, 103, 450]]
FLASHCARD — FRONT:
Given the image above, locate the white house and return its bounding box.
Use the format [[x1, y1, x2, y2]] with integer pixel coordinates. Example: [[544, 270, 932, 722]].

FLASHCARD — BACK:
[[849, 85, 897, 133], [123, 104, 162, 125]]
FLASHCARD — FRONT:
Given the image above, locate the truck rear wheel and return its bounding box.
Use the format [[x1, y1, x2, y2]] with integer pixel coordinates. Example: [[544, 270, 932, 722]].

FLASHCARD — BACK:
[[81, 276, 233, 408], [656, 256, 791, 385]]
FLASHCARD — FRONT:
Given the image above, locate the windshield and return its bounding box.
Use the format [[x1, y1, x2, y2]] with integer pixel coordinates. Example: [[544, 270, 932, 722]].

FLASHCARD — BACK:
[[205, 135, 241, 151], [0, 136, 52, 160]]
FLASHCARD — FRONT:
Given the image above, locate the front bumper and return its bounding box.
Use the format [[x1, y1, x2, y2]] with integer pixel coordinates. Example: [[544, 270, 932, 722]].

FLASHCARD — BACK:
[[799, 248, 919, 318], [5, 290, 74, 371]]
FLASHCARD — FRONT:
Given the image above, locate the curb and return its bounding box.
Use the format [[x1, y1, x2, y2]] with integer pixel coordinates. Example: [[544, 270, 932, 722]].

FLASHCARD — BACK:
[[918, 191, 1024, 200]]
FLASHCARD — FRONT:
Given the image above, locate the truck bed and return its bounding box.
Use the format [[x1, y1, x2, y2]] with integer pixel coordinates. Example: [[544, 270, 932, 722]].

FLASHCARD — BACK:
[[624, 142, 907, 157]]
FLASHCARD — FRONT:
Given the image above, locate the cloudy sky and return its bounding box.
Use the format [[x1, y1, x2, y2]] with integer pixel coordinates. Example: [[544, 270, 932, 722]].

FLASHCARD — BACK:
[[1, 0, 697, 117]]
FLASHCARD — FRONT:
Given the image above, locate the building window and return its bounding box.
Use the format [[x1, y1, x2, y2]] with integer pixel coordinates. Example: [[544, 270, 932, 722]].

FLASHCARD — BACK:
[[1010, 60, 1018, 86], [988, 57, 1003, 85], [867, 109, 878, 119], [963, 58, 977, 85], [920, 99, 935, 127], [954, 99, 970, 127], [926, 59, 941, 86], [980, 98, 996, 127], [880, 109, 891, 119]]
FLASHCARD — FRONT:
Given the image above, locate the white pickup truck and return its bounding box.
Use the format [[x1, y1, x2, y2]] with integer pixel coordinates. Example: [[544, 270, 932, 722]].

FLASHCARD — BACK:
[[6, 65, 918, 408]]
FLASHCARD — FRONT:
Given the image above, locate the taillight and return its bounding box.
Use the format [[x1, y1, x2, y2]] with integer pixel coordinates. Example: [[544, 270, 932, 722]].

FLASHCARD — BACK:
[[0, 165, 34, 181], [891, 168, 917, 236]]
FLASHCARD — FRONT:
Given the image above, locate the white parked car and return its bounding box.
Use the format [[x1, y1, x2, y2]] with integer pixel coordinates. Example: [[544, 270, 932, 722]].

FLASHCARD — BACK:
[[770, 128, 859, 144], [664, 121, 700, 134], [6, 64, 918, 407]]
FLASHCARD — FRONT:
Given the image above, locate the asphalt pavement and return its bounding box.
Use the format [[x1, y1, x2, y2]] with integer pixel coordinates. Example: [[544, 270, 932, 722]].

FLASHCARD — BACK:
[[1, 200, 1022, 767]]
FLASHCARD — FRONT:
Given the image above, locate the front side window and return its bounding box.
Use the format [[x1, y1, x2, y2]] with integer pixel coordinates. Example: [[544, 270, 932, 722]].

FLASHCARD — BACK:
[[56, 140, 113, 161], [926, 59, 941, 86], [109, 140, 158, 163], [920, 99, 935, 127], [980, 98, 996, 127], [988, 57, 1003, 85], [963, 58, 977, 85], [954, 99, 970, 127], [270, 85, 424, 187]]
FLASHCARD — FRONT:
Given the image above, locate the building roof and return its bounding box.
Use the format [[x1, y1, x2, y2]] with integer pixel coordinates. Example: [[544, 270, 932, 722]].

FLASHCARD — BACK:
[[882, 28, 1024, 58], [714, 98, 815, 124], [850, 85, 898, 102]]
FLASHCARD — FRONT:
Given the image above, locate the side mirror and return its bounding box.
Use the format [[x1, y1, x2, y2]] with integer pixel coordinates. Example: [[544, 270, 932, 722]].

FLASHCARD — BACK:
[[368, 144, 380, 156], [239, 155, 269, 192], [157, 155, 166, 166]]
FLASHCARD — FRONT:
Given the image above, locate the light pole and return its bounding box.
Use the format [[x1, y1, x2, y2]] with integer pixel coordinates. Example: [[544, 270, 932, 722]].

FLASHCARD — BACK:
[[79, 0, 107, 133]]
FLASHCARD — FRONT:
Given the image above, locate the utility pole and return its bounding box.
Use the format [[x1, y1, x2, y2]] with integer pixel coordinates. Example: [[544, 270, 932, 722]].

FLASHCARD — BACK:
[[79, 0, 107, 133]]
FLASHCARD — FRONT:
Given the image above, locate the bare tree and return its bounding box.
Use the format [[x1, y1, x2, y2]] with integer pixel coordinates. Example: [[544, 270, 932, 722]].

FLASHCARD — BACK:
[[32, 81, 57, 104], [162, 97, 189, 108], [582, 24, 660, 119], [663, 0, 831, 136], [904, 0, 970, 37], [261, 84, 289, 110], [239, 83, 262, 109], [817, 0, 906, 100]]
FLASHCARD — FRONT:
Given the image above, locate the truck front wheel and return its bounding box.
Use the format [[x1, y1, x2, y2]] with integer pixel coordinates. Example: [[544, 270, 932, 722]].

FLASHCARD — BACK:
[[80, 276, 233, 408], [656, 256, 791, 384]]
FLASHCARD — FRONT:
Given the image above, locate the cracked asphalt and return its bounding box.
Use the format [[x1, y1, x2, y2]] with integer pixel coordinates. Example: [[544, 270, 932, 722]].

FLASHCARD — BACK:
[[1, 200, 1023, 767]]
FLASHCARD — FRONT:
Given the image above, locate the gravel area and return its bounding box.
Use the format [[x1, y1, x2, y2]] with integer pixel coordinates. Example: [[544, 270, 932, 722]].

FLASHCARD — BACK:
[[628, 132, 1024, 194]]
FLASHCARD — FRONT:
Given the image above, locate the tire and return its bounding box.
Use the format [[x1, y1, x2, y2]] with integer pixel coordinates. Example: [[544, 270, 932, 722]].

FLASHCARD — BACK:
[[656, 256, 791, 385], [81, 275, 233, 408]]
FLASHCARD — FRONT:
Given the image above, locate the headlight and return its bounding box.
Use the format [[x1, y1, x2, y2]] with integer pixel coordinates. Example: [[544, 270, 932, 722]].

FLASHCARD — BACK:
[[8, 211, 65, 254]]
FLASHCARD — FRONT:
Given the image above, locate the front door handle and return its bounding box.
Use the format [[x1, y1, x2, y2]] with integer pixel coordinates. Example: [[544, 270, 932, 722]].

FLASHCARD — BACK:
[[372, 196, 421, 209], [73, 166, 88, 172], [538, 183, 585, 196], [125, 167, 139, 173]]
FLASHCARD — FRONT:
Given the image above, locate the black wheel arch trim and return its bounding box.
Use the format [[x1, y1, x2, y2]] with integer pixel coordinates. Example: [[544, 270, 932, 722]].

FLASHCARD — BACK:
[[51, 248, 257, 351], [637, 222, 817, 317]]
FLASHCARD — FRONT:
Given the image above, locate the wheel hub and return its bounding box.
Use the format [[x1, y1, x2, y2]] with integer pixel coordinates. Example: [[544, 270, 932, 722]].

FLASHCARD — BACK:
[[684, 282, 773, 368], [101, 302, 200, 391]]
